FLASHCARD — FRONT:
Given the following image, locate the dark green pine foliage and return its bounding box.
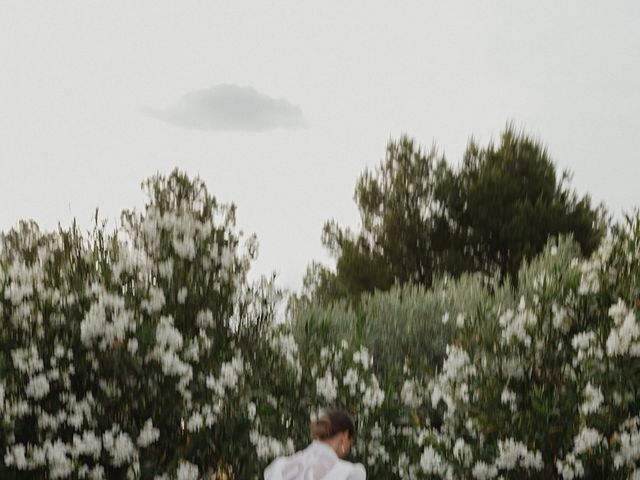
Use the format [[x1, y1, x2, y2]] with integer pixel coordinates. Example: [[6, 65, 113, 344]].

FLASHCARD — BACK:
[[304, 135, 451, 304], [304, 126, 605, 304], [442, 126, 605, 283]]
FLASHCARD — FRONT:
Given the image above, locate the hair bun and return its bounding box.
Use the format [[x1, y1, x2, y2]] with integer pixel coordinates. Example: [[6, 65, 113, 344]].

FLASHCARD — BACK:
[[309, 410, 356, 441], [310, 415, 333, 440]]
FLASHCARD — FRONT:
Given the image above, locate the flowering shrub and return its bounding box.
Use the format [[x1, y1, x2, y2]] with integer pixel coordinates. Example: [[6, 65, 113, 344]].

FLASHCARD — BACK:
[[395, 221, 640, 479], [291, 219, 640, 479], [0, 171, 423, 479], [291, 273, 511, 376], [0, 171, 273, 479], [1, 169, 639, 479]]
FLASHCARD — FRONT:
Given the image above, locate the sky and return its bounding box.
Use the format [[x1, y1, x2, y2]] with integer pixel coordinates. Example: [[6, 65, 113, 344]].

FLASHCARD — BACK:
[[1, 1, 639, 291]]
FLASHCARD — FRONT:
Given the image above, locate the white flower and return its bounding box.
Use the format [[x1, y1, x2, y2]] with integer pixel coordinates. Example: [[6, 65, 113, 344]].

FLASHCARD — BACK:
[[494, 438, 543, 471], [571, 331, 603, 365], [248, 402, 257, 421], [552, 303, 570, 332], [183, 341, 200, 362], [573, 426, 604, 455], [187, 412, 204, 432], [25, 373, 50, 400], [11, 346, 44, 374], [29, 444, 46, 468], [362, 375, 385, 409], [472, 461, 498, 479], [137, 419, 160, 448], [353, 347, 372, 370], [613, 422, 640, 469], [196, 309, 214, 328], [80, 289, 134, 349], [177, 287, 188, 304], [155, 316, 183, 351], [453, 438, 473, 466], [420, 445, 449, 476], [219, 245, 234, 269], [316, 369, 338, 403], [441, 345, 475, 383], [73, 431, 102, 459], [249, 431, 291, 461], [499, 302, 537, 347], [157, 258, 174, 280], [103, 426, 136, 468], [219, 355, 243, 389], [500, 388, 517, 413], [173, 235, 196, 260], [206, 352, 244, 397], [606, 299, 640, 356], [176, 460, 199, 480], [401, 380, 421, 408], [343, 368, 359, 395], [4, 443, 28, 470], [556, 453, 584, 480], [142, 287, 165, 314], [45, 440, 73, 478], [576, 236, 612, 295], [579, 383, 604, 416], [127, 338, 139, 355], [270, 333, 301, 379], [110, 432, 135, 467]]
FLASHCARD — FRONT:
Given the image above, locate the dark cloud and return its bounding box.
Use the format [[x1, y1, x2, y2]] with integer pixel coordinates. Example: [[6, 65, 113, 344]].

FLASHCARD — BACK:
[[147, 84, 306, 132]]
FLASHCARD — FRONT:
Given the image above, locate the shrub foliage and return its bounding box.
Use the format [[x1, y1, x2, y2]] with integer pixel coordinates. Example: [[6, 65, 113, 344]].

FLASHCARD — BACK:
[[1, 171, 638, 479]]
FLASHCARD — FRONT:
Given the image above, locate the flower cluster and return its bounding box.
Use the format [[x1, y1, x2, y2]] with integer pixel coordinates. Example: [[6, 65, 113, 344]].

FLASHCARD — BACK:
[[0, 171, 265, 479]]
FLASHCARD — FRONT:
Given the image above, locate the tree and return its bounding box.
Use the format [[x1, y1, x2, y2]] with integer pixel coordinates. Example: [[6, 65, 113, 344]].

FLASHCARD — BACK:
[[303, 126, 605, 303], [301, 135, 450, 304], [442, 126, 605, 283]]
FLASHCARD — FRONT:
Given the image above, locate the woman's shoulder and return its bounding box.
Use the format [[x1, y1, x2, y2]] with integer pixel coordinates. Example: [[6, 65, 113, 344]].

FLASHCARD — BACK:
[[263, 457, 285, 479], [347, 461, 366, 480], [329, 459, 366, 480]]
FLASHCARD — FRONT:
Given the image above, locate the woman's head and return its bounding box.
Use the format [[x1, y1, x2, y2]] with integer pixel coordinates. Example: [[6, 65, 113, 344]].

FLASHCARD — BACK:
[[310, 409, 356, 458]]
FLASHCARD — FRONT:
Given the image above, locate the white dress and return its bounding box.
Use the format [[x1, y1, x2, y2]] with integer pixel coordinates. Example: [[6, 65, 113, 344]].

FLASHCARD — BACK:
[[264, 441, 366, 480]]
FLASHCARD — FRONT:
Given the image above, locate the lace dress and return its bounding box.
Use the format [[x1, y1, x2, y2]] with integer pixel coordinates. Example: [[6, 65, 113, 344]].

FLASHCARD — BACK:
[[264, 441, 366, 480]]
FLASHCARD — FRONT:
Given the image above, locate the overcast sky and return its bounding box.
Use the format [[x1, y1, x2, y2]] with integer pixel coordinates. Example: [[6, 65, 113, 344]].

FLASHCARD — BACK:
[[1, 1, 639, 290]]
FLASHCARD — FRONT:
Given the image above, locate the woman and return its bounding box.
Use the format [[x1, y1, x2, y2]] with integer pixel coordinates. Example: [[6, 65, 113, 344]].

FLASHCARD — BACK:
[[264, 409, 366, 480]]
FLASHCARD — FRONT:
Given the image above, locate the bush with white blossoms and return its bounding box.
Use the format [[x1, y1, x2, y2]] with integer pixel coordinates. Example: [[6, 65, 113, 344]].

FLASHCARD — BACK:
[[2, 168, 640, 480], [291, 217, 640, 479], [290, 287, 458, 479], [391, 218, 640, 479], [0, 171, 286, 479], [0, 171, 421, 479]]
